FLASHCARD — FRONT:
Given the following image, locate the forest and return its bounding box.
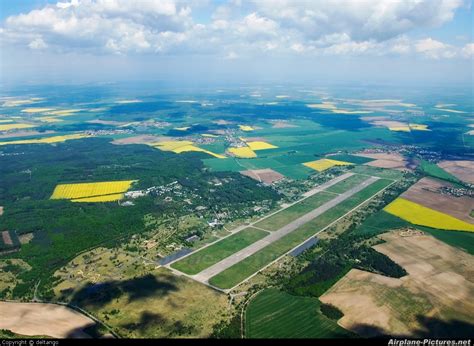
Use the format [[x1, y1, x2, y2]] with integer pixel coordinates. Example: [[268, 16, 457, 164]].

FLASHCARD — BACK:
[[0, 138, 279, 298]]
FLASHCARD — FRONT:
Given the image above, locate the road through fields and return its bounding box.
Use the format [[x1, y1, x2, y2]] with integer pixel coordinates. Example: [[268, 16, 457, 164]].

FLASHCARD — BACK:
[[193, 176, 380, 283]]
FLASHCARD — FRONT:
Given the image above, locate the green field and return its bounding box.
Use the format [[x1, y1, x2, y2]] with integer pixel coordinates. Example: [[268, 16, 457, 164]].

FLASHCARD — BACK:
[[209, 179, 393, 288], [419, 160, 462, 184], [171, 227, 269, 275], [272, 164, 313, 180], [325, 174, 370, 194], [203, 155, 314, 180], [255, 191, 335, 231], [327, 154, 374, 164], [245, 289, 353, 338], [358, 210, 474, 255], [351, 165, 403, 180]]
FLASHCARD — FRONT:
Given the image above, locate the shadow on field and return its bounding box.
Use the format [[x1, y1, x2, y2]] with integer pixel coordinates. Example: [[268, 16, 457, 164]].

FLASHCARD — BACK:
[[121, 311, 168, 333], [120, 311, 197, 337], [352, 315, 474, 339], [71, 274, 179, 308], [65, 322, 98, 338]]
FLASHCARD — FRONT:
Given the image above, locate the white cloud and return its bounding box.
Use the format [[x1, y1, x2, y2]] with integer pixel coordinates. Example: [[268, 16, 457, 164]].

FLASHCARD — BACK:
[[461, 43, 474, 57], [3, 0, 194, 54], [28, 37, 47, 50], [224, 51, 239, 60], [0, 0, 470, 61], [415, 38, 456, 59], [252, 0, 464, 42]]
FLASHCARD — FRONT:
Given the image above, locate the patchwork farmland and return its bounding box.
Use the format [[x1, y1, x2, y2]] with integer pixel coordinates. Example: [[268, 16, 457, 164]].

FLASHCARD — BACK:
[[168, 172, 395, 290]]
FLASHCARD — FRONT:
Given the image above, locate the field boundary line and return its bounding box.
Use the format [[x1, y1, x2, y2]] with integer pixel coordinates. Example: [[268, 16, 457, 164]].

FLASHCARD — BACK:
[[240, 288, 268, 339], [225, 179, 398, 292], [164, 172, 354, 267], [0, 298, 120, 338]]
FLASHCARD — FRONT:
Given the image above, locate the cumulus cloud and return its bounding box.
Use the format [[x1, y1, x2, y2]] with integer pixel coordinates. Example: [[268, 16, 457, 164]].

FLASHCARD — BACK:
[[2, 0, 195, 54], [28, 37, 48, 50], [415, 38, 457, 59], [461, 43, 474, 57], [252, 0, 464, 42], [0, 0, 470, 60]]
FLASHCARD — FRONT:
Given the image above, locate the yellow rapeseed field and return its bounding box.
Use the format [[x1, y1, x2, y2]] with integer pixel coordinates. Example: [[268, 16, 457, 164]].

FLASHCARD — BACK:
[[152, 140, 226, 158], [303, 158, 352, 172], [21, 108, 55, 113], [246, 141, 278, 150], [0, 134, 90, 146], [173, 144, 226, 158], [39, 117, 64, 123], [307, 102, 337, 110], [388, 126, 411, 132], [384, 198, 474, 232], [228, 146, 257, 158], [409, 124, 429, 131], [389, 124, 429, 132], [2, 98, 43, 107], [238, 125, 254, 131], [152, 140, 194, 151], [51, 180, 136, 202], [0, 123, 36, 131], [46, 109, 82, 116]]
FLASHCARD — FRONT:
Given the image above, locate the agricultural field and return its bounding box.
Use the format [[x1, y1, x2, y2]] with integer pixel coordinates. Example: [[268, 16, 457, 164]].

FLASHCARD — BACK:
[[228, 147, 257, 158], [171, 227, 269, 275], [321, 231, 474, 338], [240, 169, 284, 184], [246, 141, 278, 151], [356, 210, 474, 255], [50, 180, 137, 202], [303, 158, 353, 172], [0, 134, 91, 146], [245, 289, 353, 338], [152, 140, 226, 159], [400, 177, 474, 223], [384, 198, 474, 232], [356, 151, 410, 171], [0, 301, 98, 338], [419, 160, 461, 184], [0, 123, 36, 131], [437, 160, 474, 184]]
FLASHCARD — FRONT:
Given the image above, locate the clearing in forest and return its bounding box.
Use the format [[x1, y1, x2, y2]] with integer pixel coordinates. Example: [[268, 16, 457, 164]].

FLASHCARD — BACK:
[[50, 180, 136, 202]]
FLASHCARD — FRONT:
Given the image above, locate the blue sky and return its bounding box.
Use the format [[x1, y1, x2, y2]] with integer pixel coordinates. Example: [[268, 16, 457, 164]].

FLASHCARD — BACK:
[[1, 0, 472, 85]]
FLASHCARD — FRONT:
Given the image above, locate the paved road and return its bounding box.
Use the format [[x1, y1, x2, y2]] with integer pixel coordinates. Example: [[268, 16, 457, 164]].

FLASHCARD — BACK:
[[193, 176, 380, 283], [165, 172, 354, 267]]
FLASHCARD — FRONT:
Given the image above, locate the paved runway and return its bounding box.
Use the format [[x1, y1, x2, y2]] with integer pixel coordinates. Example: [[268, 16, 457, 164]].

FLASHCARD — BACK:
[[193, 176, 380, 283], [165, 172, 354, 267]]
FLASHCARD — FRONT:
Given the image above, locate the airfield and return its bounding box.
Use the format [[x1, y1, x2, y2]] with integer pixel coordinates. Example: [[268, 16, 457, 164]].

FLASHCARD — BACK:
[[167, 172, 394, 291]]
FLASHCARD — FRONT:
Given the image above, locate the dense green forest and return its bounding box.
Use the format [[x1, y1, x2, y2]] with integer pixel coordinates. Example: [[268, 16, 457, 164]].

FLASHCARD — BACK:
[[0, 138, 280, 298], [284, 232, 407, 298]]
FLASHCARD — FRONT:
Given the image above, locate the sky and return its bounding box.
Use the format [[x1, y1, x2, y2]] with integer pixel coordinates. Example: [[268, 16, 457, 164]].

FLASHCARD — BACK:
[[0, 0, 473, 86]]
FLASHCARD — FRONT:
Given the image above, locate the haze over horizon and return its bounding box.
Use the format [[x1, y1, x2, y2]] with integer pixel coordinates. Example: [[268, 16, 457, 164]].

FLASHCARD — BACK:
[[1, 0, 473, 86]]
